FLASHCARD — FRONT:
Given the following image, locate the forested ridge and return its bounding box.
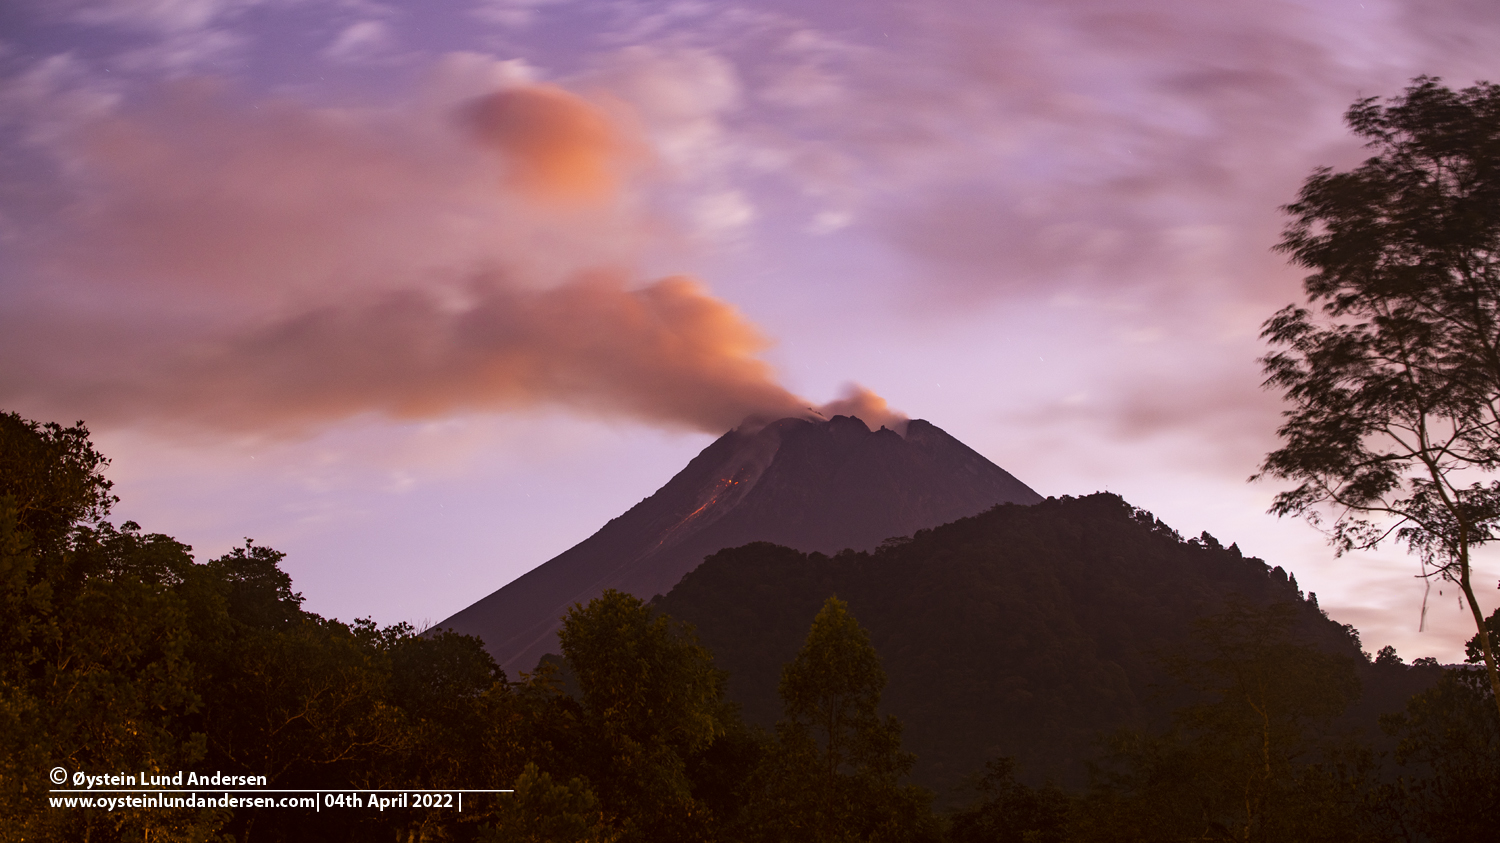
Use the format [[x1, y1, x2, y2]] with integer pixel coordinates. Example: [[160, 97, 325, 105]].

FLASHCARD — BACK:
[[4, 410, 1498, 842], [654, 494, 1443, 794]]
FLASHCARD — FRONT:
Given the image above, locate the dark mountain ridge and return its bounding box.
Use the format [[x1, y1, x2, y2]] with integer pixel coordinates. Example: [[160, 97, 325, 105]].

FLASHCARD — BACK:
[[653, 493, 1439, 799], [436, 415, 1043, 673]]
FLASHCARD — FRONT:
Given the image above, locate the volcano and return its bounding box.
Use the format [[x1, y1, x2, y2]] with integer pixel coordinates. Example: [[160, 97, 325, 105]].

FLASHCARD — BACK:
[[435, 415, 1043, 673]]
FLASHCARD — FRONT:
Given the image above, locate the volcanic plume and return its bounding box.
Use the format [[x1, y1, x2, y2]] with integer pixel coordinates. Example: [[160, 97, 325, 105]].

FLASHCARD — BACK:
[[0, 76, 835, 436], [3, 270, 828, 435], [461, 85, 634, 206]]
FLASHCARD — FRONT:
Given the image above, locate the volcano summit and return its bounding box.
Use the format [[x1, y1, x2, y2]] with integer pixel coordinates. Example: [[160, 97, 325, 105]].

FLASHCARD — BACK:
[[436, 415, 1042, 672]]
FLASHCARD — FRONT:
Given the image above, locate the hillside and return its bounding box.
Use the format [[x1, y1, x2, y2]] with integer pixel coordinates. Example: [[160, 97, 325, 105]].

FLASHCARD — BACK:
[[654, 493, 1431, 798]]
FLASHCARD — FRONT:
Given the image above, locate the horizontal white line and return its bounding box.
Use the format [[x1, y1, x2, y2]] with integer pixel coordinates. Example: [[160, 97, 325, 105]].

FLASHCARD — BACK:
[[49, 789, 513, 793]]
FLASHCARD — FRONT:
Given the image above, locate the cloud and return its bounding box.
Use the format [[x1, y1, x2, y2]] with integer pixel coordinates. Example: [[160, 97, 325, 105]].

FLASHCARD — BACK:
[[575, 47, 759, 237], [72, 0, 240, 34], [323, 20, 394, 64], [692, 189, 755, 235], [459, 84, 634, 206], [0, 68, 861, 436], [589, 47, 742, 177], [471, 0, 567, 29], [819, 384, 908, 433], [0, 52, 122, 152], [14, 76, 645, 304], [1, 272, 810, 434], [64, 0, 253, 70], [646, 0, 1494, 307]]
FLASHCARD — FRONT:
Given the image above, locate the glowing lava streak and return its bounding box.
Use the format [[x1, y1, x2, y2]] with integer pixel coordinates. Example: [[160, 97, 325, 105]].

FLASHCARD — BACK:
[[649, 477, 739, 553]]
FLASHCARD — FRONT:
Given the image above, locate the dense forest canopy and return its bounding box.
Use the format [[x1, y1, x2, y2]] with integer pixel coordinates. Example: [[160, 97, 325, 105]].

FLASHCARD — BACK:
[[653, 493, 1452, 796], [3, 409, 1498, 841]]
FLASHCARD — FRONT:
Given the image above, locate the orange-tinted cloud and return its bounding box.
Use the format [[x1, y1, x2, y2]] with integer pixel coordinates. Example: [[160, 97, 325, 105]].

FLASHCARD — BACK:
[[26, 79, 644, 304], [1, 271, 820, 436], [0, 268, 925, 437], [460, 85, 631, 206], [0, 74, 912, 437], [819, 384, 909, 433]]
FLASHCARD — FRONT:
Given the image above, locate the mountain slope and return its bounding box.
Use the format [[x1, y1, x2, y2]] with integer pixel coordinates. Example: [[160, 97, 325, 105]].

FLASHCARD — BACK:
[[436, 415, 1043, 673], [653, 493, 1398, 798]]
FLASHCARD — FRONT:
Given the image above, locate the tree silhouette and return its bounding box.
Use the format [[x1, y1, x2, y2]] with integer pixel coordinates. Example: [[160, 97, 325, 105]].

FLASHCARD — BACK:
[[1, 418, 223, 840], [1381, 666, 1500, 840], [558, 589, 730, 842], [1077, 602, 1373, 842], [743, 596, 936, 843], [1257, 76, 1500, 719], [1, 410, 536, 842], [947, 757, 1069, 843], [481, 763, 619, 843]]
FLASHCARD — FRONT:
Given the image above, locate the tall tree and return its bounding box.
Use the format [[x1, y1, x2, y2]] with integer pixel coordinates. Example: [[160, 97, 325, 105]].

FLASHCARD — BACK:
[[1256, 77, 1500, 718], [745, 596, 936, 843], [0, 413, 115, 554], [557, 589, 731, 843], [2, 410, 537, 842], [0, 416, 226, 841]]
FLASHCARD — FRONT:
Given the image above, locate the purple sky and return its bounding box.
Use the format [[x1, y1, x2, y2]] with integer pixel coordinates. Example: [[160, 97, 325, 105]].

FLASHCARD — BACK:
[[4, 0, 1499, 661]]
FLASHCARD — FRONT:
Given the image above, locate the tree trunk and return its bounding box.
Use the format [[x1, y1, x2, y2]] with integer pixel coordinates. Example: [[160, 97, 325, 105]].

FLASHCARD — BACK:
[[1457, 571, 1500, 722]]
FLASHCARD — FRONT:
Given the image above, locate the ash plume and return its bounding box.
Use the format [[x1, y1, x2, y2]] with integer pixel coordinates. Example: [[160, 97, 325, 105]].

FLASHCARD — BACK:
[[0, 74, 900, 436]]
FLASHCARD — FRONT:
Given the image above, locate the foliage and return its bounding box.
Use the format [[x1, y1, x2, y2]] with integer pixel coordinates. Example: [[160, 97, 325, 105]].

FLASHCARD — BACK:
[[0, 412, 226, 841], [7, 409, 1495, 841], [777, 597, 908, 787], [726, 597, 936, 840], [946, 757, 1069, 843], [1464, 606, 1500, 665], [0, 412, 116, 553], [0, 512, 228, 842], [774, 596, 908, 838], [480, 763, 619, 843], [0, 411, 550, 842], [739, 597, 938, 843], [655, 494, 1369, 796], [560, 589, 725, 756], [1380, 667, 1500, 841], [1075, 602, 1384, 843], [557, 588, 738, 843], [1256, 76, 1500, 715]]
